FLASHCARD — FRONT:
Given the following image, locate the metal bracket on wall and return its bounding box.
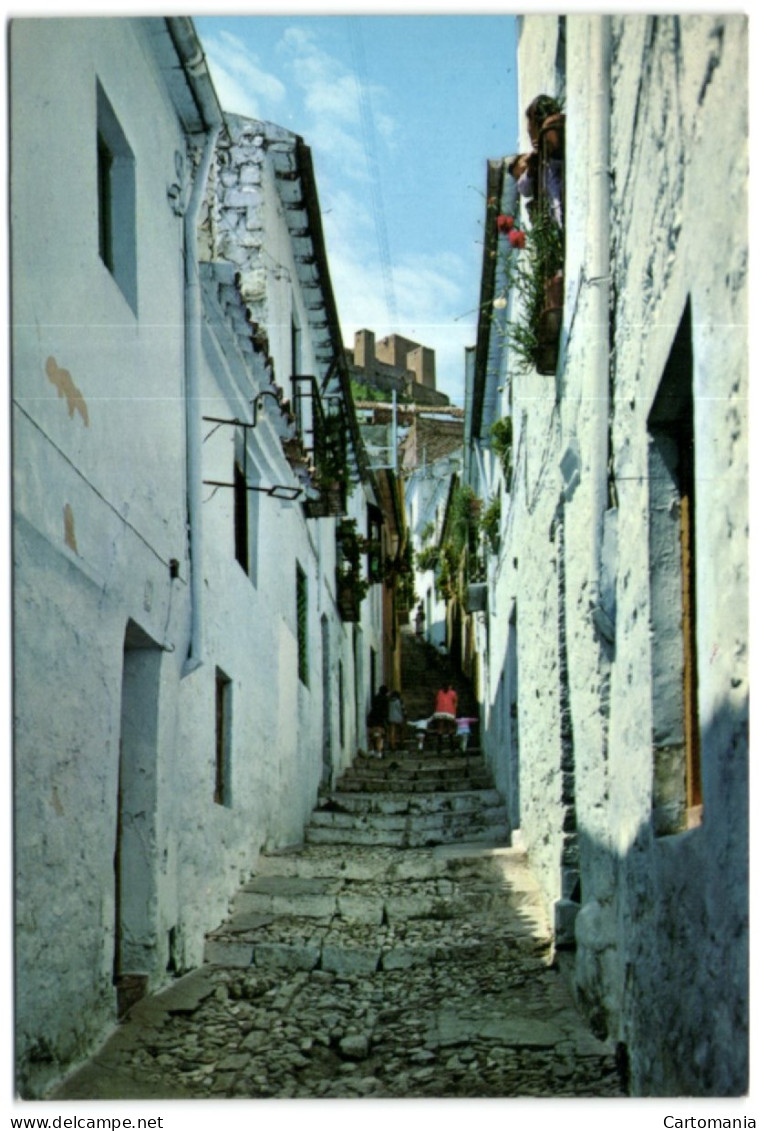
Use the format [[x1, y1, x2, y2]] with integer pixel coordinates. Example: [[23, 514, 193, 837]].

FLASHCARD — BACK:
[[202, 389, 303, 501], [202, 479, 303, 501], [203, 388, 284, 433]]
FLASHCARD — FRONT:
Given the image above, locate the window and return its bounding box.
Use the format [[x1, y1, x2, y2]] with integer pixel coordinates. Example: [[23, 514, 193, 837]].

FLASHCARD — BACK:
[[296, 564, 309, 687], [648, 303, 702, 835], [338, 660, 345, 746], [214, 668, 232, 806], [367, 506, 383, 582], [96, 81, 137, 313], [234, 461, 249, 573]]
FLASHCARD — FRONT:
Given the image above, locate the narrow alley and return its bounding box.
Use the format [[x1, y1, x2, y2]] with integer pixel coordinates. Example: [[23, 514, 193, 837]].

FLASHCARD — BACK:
[[53, 636, 622, 1101]]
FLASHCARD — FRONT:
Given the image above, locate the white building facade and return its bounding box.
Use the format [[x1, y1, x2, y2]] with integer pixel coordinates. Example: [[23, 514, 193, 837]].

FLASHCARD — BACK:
[[469, 14, 748, 1096], [11, 17, 382, 1098]]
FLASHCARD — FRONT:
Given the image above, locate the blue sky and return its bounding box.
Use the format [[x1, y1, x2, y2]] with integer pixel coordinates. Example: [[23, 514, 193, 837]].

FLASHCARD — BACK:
[[195, 14, 518, 406]]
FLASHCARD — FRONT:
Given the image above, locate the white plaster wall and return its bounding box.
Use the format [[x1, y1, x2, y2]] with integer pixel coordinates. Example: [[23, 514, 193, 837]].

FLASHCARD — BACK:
[[604, 14, 748, 1094], [11, 19, 194, 1096], [516, 12, 748, 1094], [12, 22, 383, 1098]]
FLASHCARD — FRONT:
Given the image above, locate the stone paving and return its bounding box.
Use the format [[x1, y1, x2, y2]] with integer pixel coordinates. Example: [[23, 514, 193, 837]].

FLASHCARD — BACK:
[[53, 637, 622, 1100]]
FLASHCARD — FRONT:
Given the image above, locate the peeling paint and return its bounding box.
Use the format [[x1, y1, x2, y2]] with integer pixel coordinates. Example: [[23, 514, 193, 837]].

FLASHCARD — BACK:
[[46, 356, 89, 426], [63, 503, 78, 552]]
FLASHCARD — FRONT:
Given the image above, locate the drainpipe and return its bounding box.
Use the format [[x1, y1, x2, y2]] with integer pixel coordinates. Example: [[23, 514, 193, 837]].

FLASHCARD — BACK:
[[586, 16, 611, 626], [182, 124, 219, 675]]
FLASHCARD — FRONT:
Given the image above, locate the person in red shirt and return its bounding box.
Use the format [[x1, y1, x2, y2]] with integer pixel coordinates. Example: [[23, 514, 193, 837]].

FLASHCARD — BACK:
[[433, 681, 458, 754]]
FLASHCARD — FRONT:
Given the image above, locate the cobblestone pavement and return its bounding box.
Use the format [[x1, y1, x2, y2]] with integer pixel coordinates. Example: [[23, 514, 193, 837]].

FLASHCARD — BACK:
[[54, 842, 624, 1100]]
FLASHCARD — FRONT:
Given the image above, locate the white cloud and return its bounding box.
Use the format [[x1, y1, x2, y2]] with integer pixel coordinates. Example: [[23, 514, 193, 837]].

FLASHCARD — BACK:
[[278, 24, 394, 181], [202, 30, 286, 119], [199, 21, 472, 405]]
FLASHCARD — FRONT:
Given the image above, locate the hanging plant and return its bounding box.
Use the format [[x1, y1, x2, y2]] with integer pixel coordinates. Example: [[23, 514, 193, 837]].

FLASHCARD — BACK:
[[336, 518, 370, 620], [480, 495, 502, 555], [493, 206, 564, 374], [489, 416, 513, 486], [416, 544, 440, 572]]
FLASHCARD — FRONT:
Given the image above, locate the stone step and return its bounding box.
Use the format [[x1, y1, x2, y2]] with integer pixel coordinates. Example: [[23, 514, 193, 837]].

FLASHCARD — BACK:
[[203, 843, 552, 979], [343, 765, 489, 782], [227, 874, 542, 925], [252, 843, 532, 884], [336, 755, 495, 794], [316, 787, 504, 817], [304, 818, 510, 849], [308, 802, 507, 829], [352, 751, 486, 771], [335, 777, 495, 796], [205, 928, 550, 974]]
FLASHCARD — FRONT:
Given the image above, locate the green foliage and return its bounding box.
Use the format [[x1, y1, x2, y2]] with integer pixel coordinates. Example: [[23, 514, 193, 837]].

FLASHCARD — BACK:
[[317, 410, 349, 490], [436, 485, 486, 602], [350, 379, 390, 403], [489, 416, 513, 485], [480, 495, 502, 555], [498, 206, 564, 371], [336, 518, 370, 605], [416, 545, 440, 572]]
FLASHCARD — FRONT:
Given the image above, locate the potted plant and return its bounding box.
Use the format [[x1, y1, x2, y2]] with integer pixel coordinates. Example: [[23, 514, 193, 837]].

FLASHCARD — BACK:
[[336, 519, 370, 621], [304, 410, 349, 517], [494, 200, 564, 375]]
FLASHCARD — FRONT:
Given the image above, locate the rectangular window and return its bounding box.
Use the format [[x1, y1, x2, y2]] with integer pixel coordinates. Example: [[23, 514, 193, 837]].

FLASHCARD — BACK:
[[297, 564, 309, 687], [97, 81, 137, 313], [338, 660, 346, 746], [214, 668, 232, 807], [648, 302, 702, 835], [234, 461, 249, 573]]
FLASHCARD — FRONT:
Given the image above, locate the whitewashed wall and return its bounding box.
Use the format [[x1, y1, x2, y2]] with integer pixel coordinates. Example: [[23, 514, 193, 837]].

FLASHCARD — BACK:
[[12, 22, 382, 1098], [512, 13, 749, 1096], [11, 18, 195, 1096]]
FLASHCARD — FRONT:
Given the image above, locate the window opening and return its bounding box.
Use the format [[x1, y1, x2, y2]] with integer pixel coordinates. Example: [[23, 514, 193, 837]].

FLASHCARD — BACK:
[[96, 81, 137, 313], [297, 564, 309, 687], [234, 461, 249, 573], [339, 660, 346, 746], [648, 302, 701, 834], [214, 668, 232, 806]]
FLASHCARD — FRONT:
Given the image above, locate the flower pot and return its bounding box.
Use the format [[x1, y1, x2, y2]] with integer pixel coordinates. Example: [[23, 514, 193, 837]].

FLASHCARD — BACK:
[[304, 483, 346, 518], [544, 273, 564, 310], [337, 584, 360, 622], [465, 582, 488, 613]]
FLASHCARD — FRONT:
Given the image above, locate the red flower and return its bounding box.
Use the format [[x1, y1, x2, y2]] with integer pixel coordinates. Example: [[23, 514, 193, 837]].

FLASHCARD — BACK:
[[508, 229, 527, 249], [496, 214, 515, 233]]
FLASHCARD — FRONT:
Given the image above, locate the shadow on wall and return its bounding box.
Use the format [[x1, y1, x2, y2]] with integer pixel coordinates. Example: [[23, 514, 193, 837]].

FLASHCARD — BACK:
[[573, 695, 748, 1097]]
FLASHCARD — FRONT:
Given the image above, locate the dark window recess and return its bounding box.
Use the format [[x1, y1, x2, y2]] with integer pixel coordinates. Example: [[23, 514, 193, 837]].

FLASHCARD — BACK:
[[648, 302, 702, 835], [98, 132, 114, 269], [234, 461, 249, 572], [339, 660, 345, 746], [367, 507, 384, 582], [214, 668, 232, 807], [297, 565, 309, 687], [96, 81, 137, 313]]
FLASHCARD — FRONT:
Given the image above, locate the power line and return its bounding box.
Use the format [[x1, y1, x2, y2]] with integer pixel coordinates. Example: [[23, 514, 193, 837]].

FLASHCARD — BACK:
[[348, 17, 399, 328]]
